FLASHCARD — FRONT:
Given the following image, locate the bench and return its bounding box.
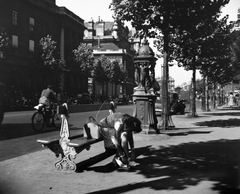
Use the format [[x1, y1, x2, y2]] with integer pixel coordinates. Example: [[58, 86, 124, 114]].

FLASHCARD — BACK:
[[37, 108, 104, 172]]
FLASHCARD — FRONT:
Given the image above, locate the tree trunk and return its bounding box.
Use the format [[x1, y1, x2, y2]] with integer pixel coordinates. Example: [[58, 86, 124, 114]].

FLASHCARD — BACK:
[[201, 75, 206, 111], [213, 84, 216, 109], [221, 86, 224, 105], [205, 76, 210, 111], [191, 66, 197, 117], [102, 83, 105, 97], [112, 83, 114, 97], [115, 83, 118, 97], [159, 28, 174, 130], [217, 84, 221, 106], [106, 81, 109, 100]]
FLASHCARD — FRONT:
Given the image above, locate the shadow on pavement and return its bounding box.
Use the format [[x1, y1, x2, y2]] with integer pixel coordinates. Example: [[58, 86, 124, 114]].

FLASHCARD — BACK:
[[81, 146, 151, 173], [203, 112, 240, 116], [164, 130, 213, 136], [87, 139, 240, 194], [0, 123, 82, 141], [217, 106, 240, 111], [0, 123, 57, 140], [76, 150, 117, 173], [173, 115, 211, 119], [159, 127, 212, 136], [194, 118, 240, 128]]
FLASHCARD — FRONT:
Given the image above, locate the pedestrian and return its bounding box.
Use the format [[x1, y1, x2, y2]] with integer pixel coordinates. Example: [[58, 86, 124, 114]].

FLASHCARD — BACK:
[[228, 92, 235, 107], [234, 93, 239, 107], [85, 113, 142, 169], [109, 97, 117, 115], [98, 113, 141, 169]]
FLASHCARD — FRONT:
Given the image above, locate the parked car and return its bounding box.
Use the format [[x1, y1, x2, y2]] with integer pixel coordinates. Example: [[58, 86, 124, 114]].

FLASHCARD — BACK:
[[117, 94, 129, 105], [170, 99, 186, 115], [75, 93, 93, 104]]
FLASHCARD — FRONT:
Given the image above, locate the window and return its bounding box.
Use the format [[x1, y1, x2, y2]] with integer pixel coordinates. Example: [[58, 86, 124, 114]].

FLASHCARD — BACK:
[[29, 17, 35, 31], [12, 11, 18, 25], [12, 35, 18, 48], [29, 40, 34, 51]]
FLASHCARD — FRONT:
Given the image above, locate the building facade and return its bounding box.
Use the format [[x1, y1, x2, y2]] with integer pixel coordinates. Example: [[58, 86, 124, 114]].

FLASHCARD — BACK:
[[84, 17, 137, 100], [0, 0, 86, 108]]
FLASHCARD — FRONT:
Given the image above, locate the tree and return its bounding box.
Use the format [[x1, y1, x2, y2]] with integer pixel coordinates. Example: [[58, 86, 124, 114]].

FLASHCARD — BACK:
[[93, 55, 112, 96], [199, 16, 232, 85], [109, 60, 128, 96], [72, 43, 95, 78], [110, 0, 229, 129], [39, 35, 65, 92], [230, 32, 240, 72], [172, 14, 231, 115], [0, 27, 10, 49]]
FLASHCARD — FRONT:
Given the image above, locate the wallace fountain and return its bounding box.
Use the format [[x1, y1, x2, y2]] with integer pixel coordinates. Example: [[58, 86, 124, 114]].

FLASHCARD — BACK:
[[132, 39, 160, 134]]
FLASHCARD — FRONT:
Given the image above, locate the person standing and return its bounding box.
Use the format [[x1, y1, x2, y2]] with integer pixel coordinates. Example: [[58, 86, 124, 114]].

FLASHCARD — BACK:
[[109, 98, 117, 115], [228, 92, 235, 107], [235, 93, 239, 106]]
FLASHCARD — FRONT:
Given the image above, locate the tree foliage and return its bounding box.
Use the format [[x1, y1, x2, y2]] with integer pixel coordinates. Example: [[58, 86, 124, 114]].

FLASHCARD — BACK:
[[195, 79, 204, 95], [39, 35, 56, 65], [72, 43, 95, 77], [110, 0, 229, 37], [110, 60, 128, 85], [173, 15, 232, 85], [230, 31, 240, 72], [39, 35, 64, 70], [93, 56, 128, 95], [110, 0, 229, 121], [110, 0, 230, 77], [93, 55, 111, 85], [0, 27, 10, 49]]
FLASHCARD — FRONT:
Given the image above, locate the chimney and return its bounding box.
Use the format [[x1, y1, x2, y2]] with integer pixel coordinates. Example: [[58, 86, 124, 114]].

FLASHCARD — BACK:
[[96, 17, 104, 37], [112, 20, 119, 39], [238, 8, 240, 20], [87, 18, 94, 38]]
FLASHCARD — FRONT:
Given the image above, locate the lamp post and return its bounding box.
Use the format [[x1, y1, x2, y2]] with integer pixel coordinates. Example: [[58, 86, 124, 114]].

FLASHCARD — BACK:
[[132, 39, 158, 134]]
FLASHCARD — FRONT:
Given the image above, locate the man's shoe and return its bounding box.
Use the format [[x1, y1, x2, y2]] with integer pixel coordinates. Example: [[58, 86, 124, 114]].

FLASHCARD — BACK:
[[112, 156, 130, 169], [128, 161, 139, 167]]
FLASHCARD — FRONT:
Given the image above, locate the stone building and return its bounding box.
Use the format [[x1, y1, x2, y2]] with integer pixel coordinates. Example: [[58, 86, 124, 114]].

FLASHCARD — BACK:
[[0, 0, 86, 107], [83, 17, 137, 100]]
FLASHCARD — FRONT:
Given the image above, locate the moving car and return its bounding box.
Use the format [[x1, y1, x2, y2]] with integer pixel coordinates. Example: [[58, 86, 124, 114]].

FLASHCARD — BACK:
[[75, 93, 93, 104], [117, 94, 129, 105]]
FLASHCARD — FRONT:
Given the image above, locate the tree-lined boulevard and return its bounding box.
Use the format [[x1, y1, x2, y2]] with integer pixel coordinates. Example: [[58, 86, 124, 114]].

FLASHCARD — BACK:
[[2, 103, 240, 193]]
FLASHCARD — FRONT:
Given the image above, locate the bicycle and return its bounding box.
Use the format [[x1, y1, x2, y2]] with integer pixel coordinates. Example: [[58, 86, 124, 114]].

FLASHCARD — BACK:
[[31, 103, 61, 132]]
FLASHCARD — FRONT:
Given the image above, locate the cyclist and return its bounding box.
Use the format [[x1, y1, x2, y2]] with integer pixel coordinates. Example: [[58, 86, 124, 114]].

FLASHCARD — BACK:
[[39, 85, 57, 126]]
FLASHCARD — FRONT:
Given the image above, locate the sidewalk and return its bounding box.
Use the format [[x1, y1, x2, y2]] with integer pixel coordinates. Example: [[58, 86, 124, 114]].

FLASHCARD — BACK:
[[1, 106, 240, 194]]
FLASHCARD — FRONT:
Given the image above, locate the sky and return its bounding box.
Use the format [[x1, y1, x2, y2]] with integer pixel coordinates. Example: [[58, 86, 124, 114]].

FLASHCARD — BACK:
[[56, 0, 240, 86]]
